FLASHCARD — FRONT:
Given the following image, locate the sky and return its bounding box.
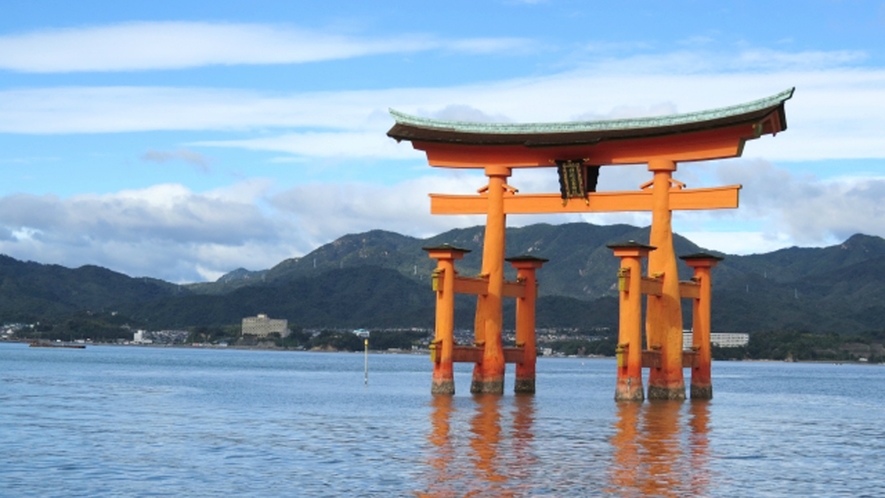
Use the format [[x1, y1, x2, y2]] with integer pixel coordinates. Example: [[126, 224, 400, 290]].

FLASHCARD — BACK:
[[1, 0, 884, 283]]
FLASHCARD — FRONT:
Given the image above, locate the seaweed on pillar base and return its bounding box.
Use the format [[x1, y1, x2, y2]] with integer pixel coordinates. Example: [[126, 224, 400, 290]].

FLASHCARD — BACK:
[[514, 378, 535, 394], [690, 385, 713, 400], [647, 385, 686, 401], [431, 379, 455, 395]]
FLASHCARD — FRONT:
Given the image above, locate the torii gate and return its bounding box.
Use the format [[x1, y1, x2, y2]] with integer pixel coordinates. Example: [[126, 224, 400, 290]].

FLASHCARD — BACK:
[[388, 88, 793, 400]]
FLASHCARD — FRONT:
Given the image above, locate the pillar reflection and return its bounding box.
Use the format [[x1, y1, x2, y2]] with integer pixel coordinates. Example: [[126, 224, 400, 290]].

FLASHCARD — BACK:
[[639, 400, 683, 496], [421, 395, 456, 498], [609, 401, 641, 493], [688, 400, 711, 494], [420, 394, 538, 497], [470, 394, 505, 486], [609, 400, 711, 497], [509, 394, 536, 483]]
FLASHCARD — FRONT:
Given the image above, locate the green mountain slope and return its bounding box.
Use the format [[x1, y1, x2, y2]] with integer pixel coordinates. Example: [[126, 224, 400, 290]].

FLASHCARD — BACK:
[[0, 255, 186, 321], [4, 224, 885, 334]]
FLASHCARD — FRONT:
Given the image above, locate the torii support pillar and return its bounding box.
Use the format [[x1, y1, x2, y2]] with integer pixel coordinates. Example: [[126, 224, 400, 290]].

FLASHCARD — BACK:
[[507, 255, 548, 394], [609, 242, 656, 401], [471, 165, 511, 395], [680, 253, 724, 400], [424, 244, 471, 395], [645, 159, 686, 400]]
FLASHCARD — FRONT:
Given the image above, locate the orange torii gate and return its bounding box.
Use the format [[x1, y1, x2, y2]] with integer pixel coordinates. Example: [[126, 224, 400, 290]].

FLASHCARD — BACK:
[[388, 88, 793, 399]]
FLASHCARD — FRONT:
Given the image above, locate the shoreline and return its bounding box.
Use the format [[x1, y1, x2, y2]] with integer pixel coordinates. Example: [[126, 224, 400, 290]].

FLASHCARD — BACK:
[[4, 339, 882, 365]]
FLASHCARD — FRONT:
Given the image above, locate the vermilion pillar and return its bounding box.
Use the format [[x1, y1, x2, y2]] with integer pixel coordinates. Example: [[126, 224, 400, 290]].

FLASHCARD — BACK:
[[424, 244, 471, 395], [680, 253, 723, 400], [645, 159, 686, 400], [609, 241, 655, 401], [472, 166, 511, 394], [507, 255, 548, 394]]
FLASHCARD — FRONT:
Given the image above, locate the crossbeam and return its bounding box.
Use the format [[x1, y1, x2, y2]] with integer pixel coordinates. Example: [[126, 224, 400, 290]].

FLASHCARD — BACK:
[[620, 273, 704, 300], [451, 344, 526, 364], [430, 185, 741, 215], [452, 275, 526, 298]]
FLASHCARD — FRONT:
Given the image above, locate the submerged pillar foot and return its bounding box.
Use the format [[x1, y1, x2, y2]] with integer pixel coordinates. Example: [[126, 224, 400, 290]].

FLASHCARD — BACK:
[[514, 378, 535, 394], [690, 384, 713, 400], [431, 380, 455, 395], [615, 379, 644, 402], [647, 384, 686, 400], [470, 380, 504, 394]]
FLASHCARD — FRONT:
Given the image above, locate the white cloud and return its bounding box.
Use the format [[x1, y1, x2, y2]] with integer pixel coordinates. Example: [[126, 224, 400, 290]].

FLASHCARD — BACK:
[[715, 160, 885, 245], [1, 160, 883, 283], [268, 173, 487, 247], [0, 175, 483, 282], [0, 21, 531, 73], [0, 182, 302, 282], [2, 41, 885, 282]]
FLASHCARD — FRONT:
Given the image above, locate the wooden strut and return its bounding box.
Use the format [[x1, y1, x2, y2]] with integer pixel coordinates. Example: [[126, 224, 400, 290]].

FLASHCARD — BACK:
[[429, 185, 741, 215], [430, 274, 529, 364], [610, 243, 723, 402], [425, 246, 546, 395]]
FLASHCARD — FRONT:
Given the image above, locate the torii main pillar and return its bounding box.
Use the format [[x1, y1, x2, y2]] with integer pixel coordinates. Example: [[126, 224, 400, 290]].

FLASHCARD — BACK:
[[645, 159, 685, 400], [472, 166, 510, 393], [388, 88, 793, 398]]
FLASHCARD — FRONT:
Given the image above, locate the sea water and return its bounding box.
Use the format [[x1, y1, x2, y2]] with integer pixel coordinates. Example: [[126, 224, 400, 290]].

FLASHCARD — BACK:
[[2, 342, 884, 496]]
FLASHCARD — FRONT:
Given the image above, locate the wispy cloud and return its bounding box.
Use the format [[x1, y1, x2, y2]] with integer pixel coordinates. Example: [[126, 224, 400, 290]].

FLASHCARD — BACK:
[[5, 54, 879, 162], [192, 131, 421, 160], [141, 148, 210, 172], [0, 21, 532, 73]]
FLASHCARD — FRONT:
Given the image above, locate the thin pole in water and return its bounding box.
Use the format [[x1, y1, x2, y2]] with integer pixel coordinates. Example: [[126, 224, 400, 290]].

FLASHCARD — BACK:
[[364, 338, 369, 385]]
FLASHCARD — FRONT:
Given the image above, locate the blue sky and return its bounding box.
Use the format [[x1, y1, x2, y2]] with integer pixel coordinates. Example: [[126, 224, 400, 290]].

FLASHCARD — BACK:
[[1, 0, 884, 282]]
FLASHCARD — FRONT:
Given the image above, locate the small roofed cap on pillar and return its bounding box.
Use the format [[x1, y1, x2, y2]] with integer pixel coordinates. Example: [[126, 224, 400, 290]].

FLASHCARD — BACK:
[[422, 243, 472, 253], [505, 254, 549, 263], [606, 240, 657, 251], [679, 252, 725, 262]]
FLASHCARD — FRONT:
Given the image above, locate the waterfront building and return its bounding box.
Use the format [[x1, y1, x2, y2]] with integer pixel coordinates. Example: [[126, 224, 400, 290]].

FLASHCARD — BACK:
[[683, 332, 749, 349], [242, 314, 289, 338], [133, 330, 152, 344]]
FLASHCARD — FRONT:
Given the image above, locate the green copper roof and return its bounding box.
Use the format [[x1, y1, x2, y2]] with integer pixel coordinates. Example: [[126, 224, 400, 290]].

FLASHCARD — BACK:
[[388, 88, 793, 146]]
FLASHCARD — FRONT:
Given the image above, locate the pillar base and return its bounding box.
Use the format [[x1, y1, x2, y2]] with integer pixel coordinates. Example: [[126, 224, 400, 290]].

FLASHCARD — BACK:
[[690, 384, 713, 400], [470, 380, 504, 394], [614, 378, 644, 402], [514, 378, 535, 394], [431, 380, 455, 395], [647, 384, 686, 400]]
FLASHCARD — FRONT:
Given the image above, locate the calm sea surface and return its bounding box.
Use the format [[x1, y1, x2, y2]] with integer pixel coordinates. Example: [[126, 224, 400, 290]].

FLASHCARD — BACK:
[[2, 342, 884, 497]]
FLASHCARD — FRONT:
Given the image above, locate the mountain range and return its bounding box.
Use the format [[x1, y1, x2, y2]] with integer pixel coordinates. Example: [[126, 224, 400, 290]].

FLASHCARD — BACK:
[[3, 222, 885, 334]]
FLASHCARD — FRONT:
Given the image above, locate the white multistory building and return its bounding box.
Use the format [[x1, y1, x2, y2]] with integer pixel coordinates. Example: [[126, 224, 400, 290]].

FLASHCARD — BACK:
[[133, 330, 152, 344], [683, 332, 749, 349], [242, 314, 289, 338]]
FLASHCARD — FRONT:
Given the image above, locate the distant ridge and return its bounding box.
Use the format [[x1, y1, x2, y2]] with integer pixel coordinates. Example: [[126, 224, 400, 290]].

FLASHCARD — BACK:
[[2, 224, 885, 333]]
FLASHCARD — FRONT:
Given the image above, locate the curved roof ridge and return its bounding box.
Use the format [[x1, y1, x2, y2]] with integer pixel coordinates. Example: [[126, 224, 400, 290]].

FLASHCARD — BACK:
[[389, 88, 794, 135]]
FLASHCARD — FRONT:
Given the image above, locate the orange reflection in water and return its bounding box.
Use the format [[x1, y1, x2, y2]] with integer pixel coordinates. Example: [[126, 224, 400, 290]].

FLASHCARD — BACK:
[[419, 394, 536, 498], [608, 400, 711, 497], [427, 395, 454, 479], [470, 394, 505, 485], [688, 400, 711, 492]]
